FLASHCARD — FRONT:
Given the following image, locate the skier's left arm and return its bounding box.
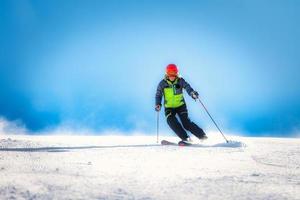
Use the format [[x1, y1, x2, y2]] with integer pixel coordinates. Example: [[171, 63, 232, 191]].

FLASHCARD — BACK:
[[181, 78, 199, 99]]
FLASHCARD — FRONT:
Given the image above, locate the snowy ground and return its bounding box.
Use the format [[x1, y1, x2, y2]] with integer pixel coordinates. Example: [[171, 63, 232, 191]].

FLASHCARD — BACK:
[[0, 134, 299, 200]]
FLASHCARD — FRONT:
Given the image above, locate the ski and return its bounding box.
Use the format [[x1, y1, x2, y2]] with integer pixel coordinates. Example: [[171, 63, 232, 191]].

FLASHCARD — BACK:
[[161, 140, 192, 146], [161, 140, 177, 145]]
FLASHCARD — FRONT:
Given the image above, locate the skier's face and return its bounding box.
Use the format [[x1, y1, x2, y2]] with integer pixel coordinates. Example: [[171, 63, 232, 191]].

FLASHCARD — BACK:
[[168, 75, 177, 81]]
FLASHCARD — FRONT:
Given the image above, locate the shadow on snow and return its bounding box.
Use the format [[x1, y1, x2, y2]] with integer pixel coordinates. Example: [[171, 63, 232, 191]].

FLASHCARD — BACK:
[[0, 141, 245, 152]]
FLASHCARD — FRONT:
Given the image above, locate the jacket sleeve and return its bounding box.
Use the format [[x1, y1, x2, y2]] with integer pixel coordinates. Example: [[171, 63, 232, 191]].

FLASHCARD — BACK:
[[181, 78, 196, 97], [155, 81, 164, 106]]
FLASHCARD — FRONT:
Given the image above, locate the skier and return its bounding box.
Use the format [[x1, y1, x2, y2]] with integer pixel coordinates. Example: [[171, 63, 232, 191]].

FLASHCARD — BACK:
[[155, 64, 207, 144]]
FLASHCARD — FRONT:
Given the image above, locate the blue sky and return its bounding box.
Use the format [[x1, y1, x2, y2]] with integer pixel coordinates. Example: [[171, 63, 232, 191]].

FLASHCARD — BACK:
[[1, 0, 300, 136]]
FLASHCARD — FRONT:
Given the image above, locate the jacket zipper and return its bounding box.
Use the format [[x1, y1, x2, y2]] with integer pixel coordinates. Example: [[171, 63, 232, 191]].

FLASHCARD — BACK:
[[172, 84, 175, 107]]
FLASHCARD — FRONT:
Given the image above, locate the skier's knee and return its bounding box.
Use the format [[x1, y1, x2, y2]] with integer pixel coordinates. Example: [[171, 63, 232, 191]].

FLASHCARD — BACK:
[[182, 122, 191, 131], [181, 118, 193, 130], [166, 116, 177, 127]]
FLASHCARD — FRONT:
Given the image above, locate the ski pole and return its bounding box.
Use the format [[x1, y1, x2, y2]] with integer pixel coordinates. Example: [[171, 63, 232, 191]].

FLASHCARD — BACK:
[[198, 98, 229, 143], [156, 110, 160, 143]]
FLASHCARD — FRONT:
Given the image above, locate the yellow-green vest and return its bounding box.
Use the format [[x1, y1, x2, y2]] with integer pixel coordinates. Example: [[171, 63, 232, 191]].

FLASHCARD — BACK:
[[164, 78, 185, 108]]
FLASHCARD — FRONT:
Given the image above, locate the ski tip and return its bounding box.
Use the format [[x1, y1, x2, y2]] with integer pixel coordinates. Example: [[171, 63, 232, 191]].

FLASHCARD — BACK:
[[161, 140, 176, 145]]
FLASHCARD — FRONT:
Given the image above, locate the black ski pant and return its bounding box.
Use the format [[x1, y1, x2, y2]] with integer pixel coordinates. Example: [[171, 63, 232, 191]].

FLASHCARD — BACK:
[[165, 104, 206, 140]]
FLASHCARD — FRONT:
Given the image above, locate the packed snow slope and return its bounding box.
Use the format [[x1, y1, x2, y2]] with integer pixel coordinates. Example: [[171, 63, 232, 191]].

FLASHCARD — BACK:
[[0, 135, 299, 200]]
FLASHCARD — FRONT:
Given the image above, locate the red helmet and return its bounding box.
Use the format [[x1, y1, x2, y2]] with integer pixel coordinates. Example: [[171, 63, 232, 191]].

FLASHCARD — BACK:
[[166, 64, 178, 76]]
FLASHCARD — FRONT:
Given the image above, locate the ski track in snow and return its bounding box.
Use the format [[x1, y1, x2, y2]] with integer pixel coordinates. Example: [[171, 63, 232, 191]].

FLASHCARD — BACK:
[[0, 135, 299, 200]]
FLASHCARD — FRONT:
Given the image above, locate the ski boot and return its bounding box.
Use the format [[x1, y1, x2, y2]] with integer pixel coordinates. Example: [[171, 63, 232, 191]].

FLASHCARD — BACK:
[[178, 137, 193, 146]]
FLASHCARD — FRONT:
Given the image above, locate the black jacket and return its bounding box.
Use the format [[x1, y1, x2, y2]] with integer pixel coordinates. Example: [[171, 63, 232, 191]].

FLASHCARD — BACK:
[[155, 77, 196, 106]]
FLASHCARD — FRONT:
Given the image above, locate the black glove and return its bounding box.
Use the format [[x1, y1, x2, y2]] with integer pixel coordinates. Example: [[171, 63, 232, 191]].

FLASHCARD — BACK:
[[191, 91, 199, 100], [155, 104, 161, 112]]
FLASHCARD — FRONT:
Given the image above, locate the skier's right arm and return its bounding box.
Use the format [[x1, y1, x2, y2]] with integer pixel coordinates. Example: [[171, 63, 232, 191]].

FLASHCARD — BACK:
[[155, 81, 163, 111]]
